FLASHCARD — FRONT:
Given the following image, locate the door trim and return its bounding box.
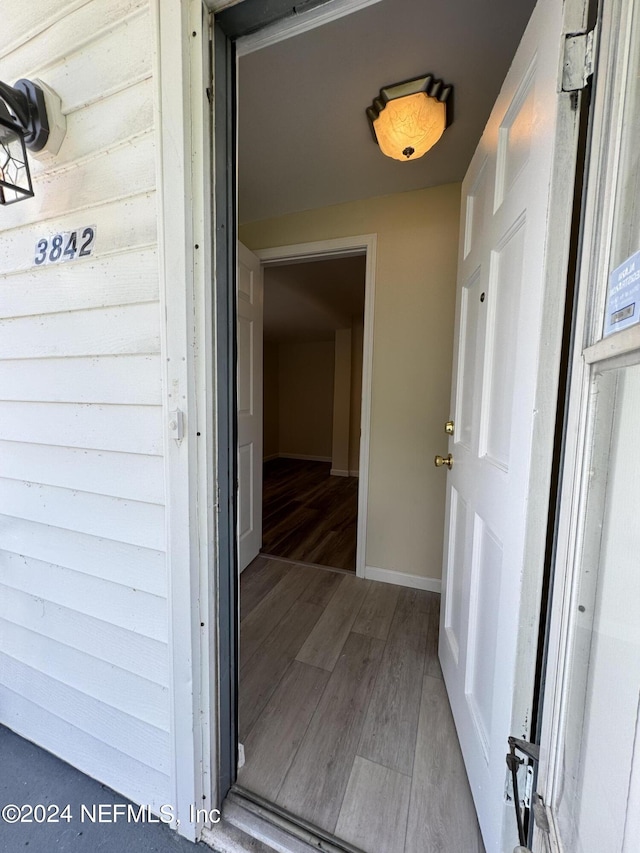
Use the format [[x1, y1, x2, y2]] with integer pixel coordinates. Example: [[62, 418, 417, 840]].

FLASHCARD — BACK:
[[154, 0, 216, 839], [234, 0, 384, 57], [255, 234, 377, 578], [535, 0, 636, 845]]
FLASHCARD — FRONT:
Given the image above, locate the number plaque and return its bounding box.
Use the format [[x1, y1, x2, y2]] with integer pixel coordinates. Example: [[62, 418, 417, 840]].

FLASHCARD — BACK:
[[34, 226, 97, 266]]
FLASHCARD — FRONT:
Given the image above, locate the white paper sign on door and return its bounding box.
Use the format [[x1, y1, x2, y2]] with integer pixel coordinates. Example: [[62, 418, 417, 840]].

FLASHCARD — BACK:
[[604, 249, 640, 336]]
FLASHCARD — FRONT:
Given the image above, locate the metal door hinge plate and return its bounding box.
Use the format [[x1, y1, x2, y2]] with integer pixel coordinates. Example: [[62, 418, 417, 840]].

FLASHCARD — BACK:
[[532, 792, 551, 834], [523, 765, 534, 809], [562, 26, 598, 92]]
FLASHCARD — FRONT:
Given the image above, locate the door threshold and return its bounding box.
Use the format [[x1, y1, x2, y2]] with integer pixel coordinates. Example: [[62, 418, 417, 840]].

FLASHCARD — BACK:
[[204, 786, 366, 853], [259, 553, 355, 576]]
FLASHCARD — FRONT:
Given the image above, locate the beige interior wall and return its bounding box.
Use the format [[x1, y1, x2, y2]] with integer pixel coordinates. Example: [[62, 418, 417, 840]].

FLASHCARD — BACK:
[[241, 183, 461, 581], [349, 318, 364, 474], [278, 340, 335, 459], [263, 341, 280, 459], [331, 329, 352, 475]]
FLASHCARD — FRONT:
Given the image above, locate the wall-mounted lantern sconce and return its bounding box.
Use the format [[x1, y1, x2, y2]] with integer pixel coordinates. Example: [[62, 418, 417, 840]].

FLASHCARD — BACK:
[[0, 78, 66, 205], [366, 74, 453, 162]]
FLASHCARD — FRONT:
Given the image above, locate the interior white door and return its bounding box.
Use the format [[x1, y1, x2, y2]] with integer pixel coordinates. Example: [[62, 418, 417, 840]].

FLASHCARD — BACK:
[[237, 242, 263, 572], [439, 0, 579, 848]]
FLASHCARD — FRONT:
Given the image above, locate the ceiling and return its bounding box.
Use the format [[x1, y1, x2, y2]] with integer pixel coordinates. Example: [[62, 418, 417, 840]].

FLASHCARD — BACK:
[[237, 0, 536, 224], [264, 256, 366, 343]]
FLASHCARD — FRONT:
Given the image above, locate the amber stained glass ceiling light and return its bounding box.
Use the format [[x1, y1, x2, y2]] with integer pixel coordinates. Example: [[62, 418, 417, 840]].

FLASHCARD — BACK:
[[366, 74, 453, 161]]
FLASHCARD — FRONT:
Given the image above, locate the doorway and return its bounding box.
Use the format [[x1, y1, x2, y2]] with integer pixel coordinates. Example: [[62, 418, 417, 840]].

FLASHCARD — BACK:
[[261, 254, 366, 572], [226, 1, 489, 849], [210, 0, 564, 849], [237, 235, 377, 578]]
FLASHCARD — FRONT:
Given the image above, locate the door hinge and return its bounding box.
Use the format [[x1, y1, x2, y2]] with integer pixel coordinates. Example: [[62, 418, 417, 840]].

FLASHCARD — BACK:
[[507, 736, 540, 848], [532, 792, 551, 835], [562, 25, 598, 92], [523, 765, 534, 809]]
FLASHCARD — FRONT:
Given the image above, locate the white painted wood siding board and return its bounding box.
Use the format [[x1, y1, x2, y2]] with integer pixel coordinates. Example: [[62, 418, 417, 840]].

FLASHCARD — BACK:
[[30, 80, 155, 177], [0, 0, 168, 815], [0, 193, 156, 267], [1, 132, 155, 232], [0, 0, 90, 57], [0, 517, 165, 597], [0, 10, 152, 115], [0, 250, 159, 319], [0, 0, 169, 812], [0, 355, 162, 405], [0, 686, 171, 812], [0, 479, 164, 550], [1, 0, 148, 83], [0, 619, 169, 731], [0, 303, 160, 360], [0, 442, 164, 504], [0, 585, 168, 685], [0, 402, 162, 455], [0, 552, 167, 642], [0, 655, 170, 774]]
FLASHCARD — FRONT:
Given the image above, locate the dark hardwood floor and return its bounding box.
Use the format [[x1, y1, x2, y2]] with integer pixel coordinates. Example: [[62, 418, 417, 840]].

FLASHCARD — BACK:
[[262, 458, 358, 571]]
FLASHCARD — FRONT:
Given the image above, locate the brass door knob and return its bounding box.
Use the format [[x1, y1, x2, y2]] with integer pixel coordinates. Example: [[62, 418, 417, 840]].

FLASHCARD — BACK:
[[434, 453, 453, 469]]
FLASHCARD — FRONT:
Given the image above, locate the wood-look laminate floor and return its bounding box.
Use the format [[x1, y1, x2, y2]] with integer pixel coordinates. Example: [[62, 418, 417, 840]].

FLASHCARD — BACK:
[[262, 458, 358, 572], [238, 557, 485, 853]]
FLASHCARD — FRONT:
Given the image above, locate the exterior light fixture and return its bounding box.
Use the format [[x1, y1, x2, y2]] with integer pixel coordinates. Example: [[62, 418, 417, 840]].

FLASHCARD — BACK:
[[0, 78, 66, 205], [366, 74, 453, 162]]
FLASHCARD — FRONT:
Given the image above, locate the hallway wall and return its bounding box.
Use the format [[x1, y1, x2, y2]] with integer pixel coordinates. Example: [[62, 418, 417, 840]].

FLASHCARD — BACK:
[[278, 340, 335, 459], [241, 182, 461, 585], [264, 342, 280, 459]]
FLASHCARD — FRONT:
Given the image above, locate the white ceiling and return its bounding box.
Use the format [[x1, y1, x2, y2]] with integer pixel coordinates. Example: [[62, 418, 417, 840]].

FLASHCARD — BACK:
[[238, 0, 536, 224], [264, 256, 366, 342]]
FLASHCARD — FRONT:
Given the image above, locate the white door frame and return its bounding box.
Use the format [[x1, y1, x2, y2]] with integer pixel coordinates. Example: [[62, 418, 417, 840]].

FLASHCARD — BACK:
[[535, 0, 635, 846], [158, 0, 587, 843], [154, 0, 215, 841], [255, 234, 377, 578]]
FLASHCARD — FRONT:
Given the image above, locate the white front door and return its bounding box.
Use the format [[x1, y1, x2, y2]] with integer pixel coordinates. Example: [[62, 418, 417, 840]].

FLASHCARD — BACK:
[[237, 242, 263, 572], [438, 0, 585, 848]]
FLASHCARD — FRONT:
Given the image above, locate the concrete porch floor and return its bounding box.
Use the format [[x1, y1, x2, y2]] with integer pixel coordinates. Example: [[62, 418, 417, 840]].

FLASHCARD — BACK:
[[0, 725, 203, 853]]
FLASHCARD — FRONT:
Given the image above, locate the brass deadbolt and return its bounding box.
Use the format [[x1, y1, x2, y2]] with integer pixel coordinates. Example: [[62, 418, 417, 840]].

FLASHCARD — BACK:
[[444, 420, 454, 435]]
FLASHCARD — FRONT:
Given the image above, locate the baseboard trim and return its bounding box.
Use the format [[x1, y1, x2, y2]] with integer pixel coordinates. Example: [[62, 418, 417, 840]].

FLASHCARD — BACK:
[[263, 453, 279, 462], [364, 565, 441, 593], [330, 468, 349, 477], [278, 453, 332, 463]]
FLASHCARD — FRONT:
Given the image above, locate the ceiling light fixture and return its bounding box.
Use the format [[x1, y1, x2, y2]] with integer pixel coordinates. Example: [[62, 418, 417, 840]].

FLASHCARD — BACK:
[[366, 74, 453, 162], [0, 78, 66, 205]]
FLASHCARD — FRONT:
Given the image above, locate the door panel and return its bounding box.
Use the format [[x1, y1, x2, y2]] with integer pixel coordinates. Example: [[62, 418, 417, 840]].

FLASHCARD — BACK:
[[457, 269, 483, 451], [443, 486, 467, 664], [480, 216, 525, 469], [439, 0, 576, 848], [237, 242, 263, 572]]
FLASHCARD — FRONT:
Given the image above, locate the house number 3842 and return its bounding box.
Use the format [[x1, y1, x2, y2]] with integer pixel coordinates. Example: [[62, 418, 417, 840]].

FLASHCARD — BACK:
[[34, 226, 96, 266]]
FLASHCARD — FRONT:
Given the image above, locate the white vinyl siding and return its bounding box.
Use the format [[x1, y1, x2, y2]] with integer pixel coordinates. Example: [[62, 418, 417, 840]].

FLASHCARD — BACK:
[[0, 0, 170, 810]]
